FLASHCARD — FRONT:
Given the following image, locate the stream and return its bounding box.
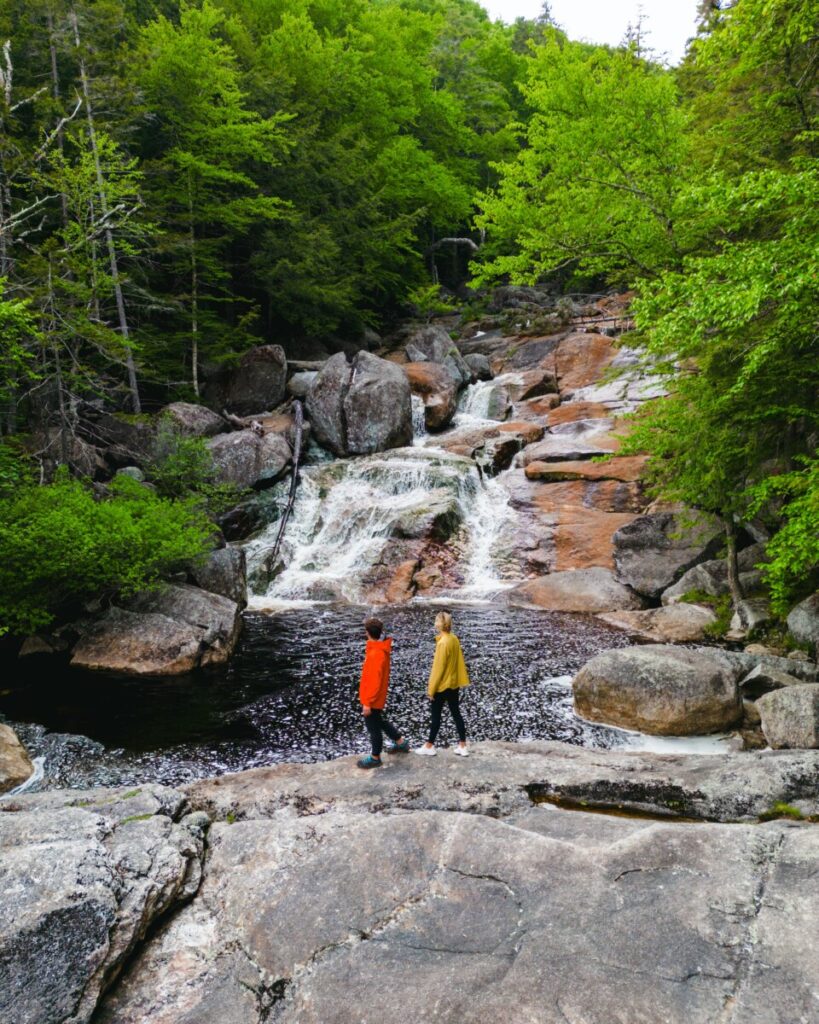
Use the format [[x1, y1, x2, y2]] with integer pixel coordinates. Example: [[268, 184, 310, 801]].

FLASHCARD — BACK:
[[1, 383, 732, 793]]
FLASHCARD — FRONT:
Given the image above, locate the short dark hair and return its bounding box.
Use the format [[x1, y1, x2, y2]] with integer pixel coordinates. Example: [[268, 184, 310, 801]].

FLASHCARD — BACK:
[[363, 616, 383, 639]]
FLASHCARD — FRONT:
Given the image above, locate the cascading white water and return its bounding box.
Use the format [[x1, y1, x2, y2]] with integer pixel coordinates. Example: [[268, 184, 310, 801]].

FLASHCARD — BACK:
[[411, 393, 427, 443], [245, 441, 521, 608]]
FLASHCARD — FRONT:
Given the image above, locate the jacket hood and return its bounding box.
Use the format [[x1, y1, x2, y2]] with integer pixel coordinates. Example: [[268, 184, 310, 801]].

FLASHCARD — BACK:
[[366, 637, 392, 652]]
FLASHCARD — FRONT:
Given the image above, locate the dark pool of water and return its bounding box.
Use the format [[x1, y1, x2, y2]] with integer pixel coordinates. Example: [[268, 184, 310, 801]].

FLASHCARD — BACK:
[[1, 605, 633, 790]]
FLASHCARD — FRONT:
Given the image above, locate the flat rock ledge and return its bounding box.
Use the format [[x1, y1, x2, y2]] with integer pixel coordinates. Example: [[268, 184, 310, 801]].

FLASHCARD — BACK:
[[5, 743, 819, 1024]]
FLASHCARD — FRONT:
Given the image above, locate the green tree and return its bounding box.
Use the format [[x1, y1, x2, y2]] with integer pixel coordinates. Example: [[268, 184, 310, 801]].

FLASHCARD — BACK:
[[474, 32, 690, 288]]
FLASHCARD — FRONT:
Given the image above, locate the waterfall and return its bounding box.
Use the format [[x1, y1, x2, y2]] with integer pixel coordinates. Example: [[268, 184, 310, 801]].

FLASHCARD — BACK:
[[245, 443, 520, 608], [456, 380, 504, 423], [411, 394, 427, 442]]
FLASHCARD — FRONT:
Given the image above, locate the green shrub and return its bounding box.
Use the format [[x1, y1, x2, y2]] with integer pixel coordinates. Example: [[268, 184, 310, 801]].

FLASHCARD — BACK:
[[0, 468, 212, 635], [147, 420, 244, 516]]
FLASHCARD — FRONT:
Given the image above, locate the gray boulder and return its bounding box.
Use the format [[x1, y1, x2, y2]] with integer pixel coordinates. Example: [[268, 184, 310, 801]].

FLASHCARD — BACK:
[[0, 724, 33, 794], [613, 510, 723, 600], [464, 352, 492, 380], [695, 647, 818, 683], [730, 596, 773, 634], [223, 344, 288, 416], [207, 429, 291, 488], [71, 608, 204, 676], [757, 684, 819, 748], [509, 567, 645, 613], [306, 351, 413, 456], [597, 603, 717, 643], [404, 324, 471, 387], [573, 645, 743, 735], [0, 785, 204, 1024], [740, 663, 808, 699], [286, 370, 317, 399], [788, 593, 819, 651], [160, 402, 226, 437], [70, 584, 241, 676], [662, 552, 765, 605], [128, 584, 241, 668], [190, 547, 247, 608]]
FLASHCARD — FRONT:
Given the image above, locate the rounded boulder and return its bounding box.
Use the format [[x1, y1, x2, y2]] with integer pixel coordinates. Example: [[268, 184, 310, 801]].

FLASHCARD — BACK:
[[573, 645, 743, 735]]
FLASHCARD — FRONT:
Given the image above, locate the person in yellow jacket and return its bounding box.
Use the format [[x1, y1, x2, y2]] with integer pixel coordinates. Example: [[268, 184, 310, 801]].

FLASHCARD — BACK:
[[414, 611, 471, 758]]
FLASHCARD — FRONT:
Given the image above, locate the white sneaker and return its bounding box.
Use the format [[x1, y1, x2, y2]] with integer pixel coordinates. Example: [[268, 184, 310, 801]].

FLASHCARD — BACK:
[[414, 745, 436, 756], [453, 745, 470, 757]]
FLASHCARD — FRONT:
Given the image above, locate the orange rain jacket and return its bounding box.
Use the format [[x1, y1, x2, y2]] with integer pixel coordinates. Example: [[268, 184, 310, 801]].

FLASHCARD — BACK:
[[359, 637, 393, 709]]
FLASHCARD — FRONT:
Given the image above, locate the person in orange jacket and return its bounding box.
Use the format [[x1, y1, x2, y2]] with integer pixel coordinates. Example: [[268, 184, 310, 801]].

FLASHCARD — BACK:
[[357, 616, 409, 769]]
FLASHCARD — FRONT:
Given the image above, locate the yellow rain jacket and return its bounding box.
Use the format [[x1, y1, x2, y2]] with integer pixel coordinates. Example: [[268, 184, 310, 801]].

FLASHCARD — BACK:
[[427, 632, 470, 698]]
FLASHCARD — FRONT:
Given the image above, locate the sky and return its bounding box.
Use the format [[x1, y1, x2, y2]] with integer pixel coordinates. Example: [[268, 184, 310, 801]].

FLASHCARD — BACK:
[[481, 0, 701, 65]]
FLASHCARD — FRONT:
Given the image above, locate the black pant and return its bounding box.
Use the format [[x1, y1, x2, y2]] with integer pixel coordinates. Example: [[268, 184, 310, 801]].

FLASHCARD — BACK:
[[428, 688, 466, 744], [365, 709, 401, 757]]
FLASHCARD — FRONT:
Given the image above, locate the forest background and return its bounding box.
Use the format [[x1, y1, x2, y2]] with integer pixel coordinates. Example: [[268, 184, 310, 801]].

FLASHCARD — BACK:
[[0, 0, 816, 634]]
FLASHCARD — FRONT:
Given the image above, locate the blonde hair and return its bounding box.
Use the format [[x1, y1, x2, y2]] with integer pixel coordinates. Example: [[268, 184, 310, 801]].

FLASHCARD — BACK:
[[434, 611, 452, 633]]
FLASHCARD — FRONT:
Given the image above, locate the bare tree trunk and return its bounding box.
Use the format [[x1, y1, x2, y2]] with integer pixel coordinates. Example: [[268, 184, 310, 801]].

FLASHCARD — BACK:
[[70, 9, 140, 413], [188, 178, 199, 397], [265, 401, 304, 575], [725, 518, 744, 610], [46, 9, 69, 226]]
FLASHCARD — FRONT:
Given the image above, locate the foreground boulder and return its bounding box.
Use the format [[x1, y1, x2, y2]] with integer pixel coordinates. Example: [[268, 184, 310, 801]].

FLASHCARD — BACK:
[[0, 785, 205, 1024], [573, 645, 743, 735], [787, 592, 819, 652], [757, 685, 819, 748], [71, 585, 242, 676], [307, 351, 413, 456], [0, 724, 33, 794], [509, 567, 645, 613], [207, 429, 291, 488], [96, 808, 819, 1024], [613, 510, 723, 599]]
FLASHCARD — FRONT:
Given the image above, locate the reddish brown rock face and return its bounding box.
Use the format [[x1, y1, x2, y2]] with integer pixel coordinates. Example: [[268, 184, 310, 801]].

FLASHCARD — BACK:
[[547, 401, 613, 426], [524, 455, 648, 484], [549, 332, 616, 393], [402, 362, 458, 430]]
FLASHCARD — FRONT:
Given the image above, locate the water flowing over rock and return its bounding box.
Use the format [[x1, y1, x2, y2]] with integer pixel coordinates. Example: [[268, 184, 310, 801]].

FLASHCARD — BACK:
[[573, 645, 744, 735], [613, 510, 723, 599], [160, 402, 227, 437], [0, 785, 205, 1024], [245, 448, 518, 604], [509, 568, 645, 613], [757, 684, 819, 748], [307, 351, 413, 456], [0, 724, 33, 793]]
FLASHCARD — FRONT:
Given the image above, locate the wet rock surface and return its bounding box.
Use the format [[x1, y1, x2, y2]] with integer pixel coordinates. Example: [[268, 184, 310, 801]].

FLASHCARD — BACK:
[[0, 784, 204, 1024]]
